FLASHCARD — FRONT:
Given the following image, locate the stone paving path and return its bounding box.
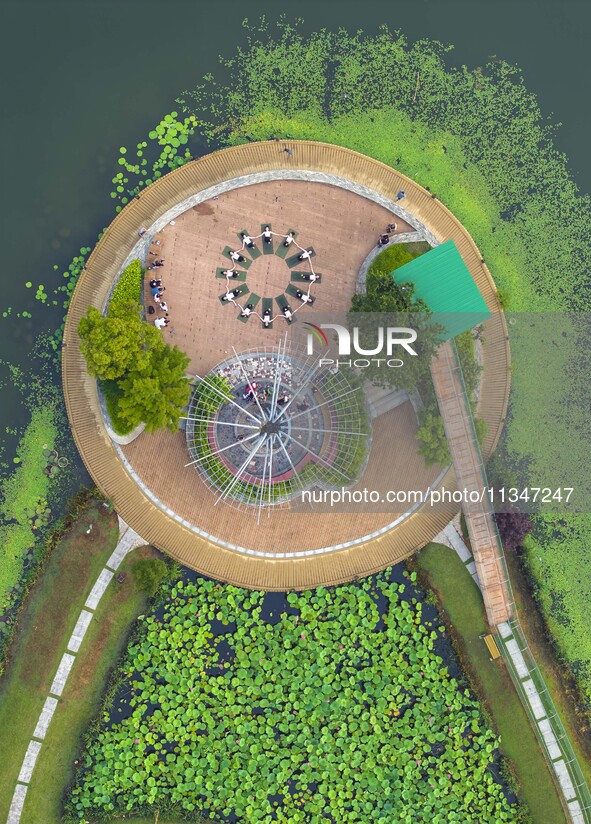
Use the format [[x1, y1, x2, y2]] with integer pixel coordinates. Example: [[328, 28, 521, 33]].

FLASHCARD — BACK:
[[6, 518, 144, 824]]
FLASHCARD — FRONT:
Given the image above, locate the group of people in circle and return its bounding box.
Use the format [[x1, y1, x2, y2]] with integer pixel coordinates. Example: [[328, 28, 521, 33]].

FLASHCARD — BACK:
[[220, 226, 320, 325]]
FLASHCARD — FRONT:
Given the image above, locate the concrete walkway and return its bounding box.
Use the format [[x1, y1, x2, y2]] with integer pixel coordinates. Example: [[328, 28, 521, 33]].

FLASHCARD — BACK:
[[6, 518, 144, 824]]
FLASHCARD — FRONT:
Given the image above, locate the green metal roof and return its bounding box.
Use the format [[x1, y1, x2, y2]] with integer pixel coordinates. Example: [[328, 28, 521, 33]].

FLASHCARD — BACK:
[[393, 240, 491, 340]]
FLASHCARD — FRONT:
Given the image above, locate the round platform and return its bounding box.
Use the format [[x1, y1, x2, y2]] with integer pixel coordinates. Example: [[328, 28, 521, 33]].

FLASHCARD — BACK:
[[62, 141, 510, 589]]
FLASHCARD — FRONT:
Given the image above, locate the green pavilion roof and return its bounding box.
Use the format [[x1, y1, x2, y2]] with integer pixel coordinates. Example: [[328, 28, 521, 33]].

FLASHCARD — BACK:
[[393, 240, 491, 340]]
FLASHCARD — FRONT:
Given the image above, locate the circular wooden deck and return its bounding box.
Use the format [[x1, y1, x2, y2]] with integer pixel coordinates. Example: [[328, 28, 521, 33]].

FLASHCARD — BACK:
[[62, 141, 510, 590]]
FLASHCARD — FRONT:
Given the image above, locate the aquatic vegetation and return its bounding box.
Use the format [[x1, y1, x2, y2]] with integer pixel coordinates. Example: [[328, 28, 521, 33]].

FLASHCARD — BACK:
[[0, 407, 58, 624], [110, 112, 197, 212], [66, 573, 519, 822]]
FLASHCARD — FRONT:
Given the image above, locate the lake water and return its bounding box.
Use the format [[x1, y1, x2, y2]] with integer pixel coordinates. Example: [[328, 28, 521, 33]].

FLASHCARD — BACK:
[[1, 0, 589, 441]]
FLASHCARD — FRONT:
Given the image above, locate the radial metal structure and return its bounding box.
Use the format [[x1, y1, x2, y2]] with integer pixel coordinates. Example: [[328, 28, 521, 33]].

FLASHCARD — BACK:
[[184, 338, 370, 519]]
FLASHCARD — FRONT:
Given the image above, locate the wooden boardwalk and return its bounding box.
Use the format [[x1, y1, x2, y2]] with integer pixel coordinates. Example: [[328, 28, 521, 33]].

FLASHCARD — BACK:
[[62, 140, 511, 590], [431, 340, 512, 625]]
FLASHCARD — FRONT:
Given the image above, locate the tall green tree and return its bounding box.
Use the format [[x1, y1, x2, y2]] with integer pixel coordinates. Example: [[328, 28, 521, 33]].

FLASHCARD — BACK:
[[78, 304, 154, 380], [117, 342, 191, 432]]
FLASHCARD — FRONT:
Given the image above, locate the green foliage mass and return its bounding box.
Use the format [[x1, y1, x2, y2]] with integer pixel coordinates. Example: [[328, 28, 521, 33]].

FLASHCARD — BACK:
[[78, 305, 153, 381], [132, 558, 168, 597], [350, 245, 439, 397], [116, 342, 191, 433], [176, 20, 591, 699], [416, 408, 451, 468], [99, 378, 133, 437], [78, 266, 192, 433], [67, 573, 519, 822], [110, 259, 144, 313], [0, 406, 58, 613]]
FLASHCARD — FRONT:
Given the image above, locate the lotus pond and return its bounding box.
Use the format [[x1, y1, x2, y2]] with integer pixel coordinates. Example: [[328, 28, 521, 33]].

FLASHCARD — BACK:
[[66, 568, 520, 822]]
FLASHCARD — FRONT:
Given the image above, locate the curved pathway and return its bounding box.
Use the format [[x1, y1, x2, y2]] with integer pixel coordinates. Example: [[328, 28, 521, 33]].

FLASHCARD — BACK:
[[6, 519, 144, 824]]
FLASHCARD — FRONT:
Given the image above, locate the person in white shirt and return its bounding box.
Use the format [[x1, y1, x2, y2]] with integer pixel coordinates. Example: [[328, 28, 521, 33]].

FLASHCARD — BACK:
[[223, 269, 240, 278], [159, 301, 169, 312], [241, 233, 255, 248], [301, 272, 318, 282], [282, 305, 293, 322], [154, 317, 167, 328], [296, 290, 313, 304], [263, 309, 272, 327], [298, 249, 311, 261], [230, 250, 245, 262], [283, 232, 295, 248], [223, 288, 241, 301], [263, 225, 272, 244], [240, 303, 254, 317]]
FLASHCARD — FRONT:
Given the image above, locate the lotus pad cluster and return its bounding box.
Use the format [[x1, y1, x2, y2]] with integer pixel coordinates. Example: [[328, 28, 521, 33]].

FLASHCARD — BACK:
[[67, 573, 518, 822]]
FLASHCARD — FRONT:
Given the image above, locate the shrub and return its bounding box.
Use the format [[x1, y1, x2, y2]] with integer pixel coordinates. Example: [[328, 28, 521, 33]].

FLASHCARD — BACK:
[[416, 405, 451, 467], [132, 558, 167, 596], [99, 379, 134, 436], [495, 511, 535, 551], [455, 330, 481, 405], [109, 259, 144, 314]]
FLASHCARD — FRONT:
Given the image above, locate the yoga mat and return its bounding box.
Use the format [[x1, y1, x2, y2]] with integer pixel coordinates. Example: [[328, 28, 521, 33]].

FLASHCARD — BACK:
[[261, 297, 274, 329], [290, 270, 322, 283], [218, 285, 249, 305], [261, 224, 274, 255], [216, 267, 247, 281], [286, 247, 316, 268], [237, 230, 262, 259], [275, 293, 297, 323], [286, 283, 315, 304], [222, 246, 252, 268], [274, 229, 298, 259], [237, 293, 261, 323]]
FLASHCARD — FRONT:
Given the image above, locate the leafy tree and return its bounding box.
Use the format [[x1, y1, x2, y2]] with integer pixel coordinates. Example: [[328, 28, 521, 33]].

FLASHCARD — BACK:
[[132, 557, 167, 596], [78, 304, 152, 380], [350, 274, 442, 396], [116, 341, 191, 432]]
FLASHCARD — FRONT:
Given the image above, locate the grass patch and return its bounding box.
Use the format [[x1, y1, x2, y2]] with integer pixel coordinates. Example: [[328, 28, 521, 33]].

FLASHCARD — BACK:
[[413, 543, 566, 824], [21, 549, 156, 823], [0, 500, 119, 822]]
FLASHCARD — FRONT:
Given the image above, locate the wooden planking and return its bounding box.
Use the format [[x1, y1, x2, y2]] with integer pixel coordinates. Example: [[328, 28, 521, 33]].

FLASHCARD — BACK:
[[62, 141, 511, 590], [431, 340, 512, 625]]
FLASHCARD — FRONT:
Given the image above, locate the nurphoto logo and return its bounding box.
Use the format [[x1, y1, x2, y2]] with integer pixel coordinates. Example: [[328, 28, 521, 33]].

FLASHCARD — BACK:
[[304, 322, 419, 369]]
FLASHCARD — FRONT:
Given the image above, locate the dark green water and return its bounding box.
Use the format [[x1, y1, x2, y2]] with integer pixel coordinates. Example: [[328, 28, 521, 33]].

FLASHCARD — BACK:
[[1, 0, 590, 437]]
